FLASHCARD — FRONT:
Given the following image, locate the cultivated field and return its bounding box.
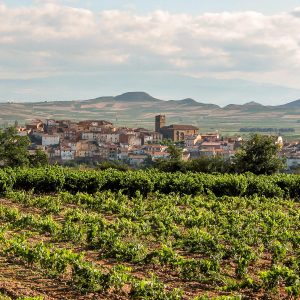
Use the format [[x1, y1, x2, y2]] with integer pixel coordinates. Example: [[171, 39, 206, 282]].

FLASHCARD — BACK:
[[1, 168, 300, 299]]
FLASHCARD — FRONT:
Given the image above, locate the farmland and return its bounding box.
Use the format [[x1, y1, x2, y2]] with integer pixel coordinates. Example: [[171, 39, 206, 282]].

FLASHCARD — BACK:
[[1, 167, 300, 299], [2, 92, 300, 139]]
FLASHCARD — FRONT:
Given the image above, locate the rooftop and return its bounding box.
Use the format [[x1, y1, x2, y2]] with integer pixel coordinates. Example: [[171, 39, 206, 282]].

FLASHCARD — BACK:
[[162, 124, 199, 130]]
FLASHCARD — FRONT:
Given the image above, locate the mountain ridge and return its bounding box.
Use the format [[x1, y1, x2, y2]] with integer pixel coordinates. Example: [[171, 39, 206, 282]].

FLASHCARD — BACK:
[[1, 91, 300, 137], [2, 91, 300, 109]]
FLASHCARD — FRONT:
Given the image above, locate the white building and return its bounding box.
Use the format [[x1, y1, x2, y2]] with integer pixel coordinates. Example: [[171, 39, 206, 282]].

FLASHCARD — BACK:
[[220, 142, 235, 151], [42, 134, 60, 146], [128, 154, 148, 166], [97, 133, 120, 144], [185, 135, 202, 147], [81, 132, 101, 141], [61, 148, 75, 160]]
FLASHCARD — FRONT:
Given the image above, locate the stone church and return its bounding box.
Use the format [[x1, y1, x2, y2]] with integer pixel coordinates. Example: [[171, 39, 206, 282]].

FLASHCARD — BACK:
[[155, 115, 199, 142]]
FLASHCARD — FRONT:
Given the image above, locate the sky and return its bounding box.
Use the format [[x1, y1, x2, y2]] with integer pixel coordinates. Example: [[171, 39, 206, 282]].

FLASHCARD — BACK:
[[1, 0, 300, 105]]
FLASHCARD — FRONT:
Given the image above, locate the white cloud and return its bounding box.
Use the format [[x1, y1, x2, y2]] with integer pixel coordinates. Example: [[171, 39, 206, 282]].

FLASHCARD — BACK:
[[0, 3, 300, 90]]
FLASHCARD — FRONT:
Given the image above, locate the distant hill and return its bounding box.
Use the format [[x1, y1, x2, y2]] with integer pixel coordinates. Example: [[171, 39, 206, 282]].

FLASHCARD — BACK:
[[0, 91, 300, 136], [243, 101, 264, 108], [278, 99, 300, 109], [224, 101, 265, 110], [115, 92, 159, 102], [170, 98, 220, 109]]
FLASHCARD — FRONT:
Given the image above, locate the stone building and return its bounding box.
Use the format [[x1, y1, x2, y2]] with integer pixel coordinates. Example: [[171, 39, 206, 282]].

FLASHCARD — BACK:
[[155, 115, 166, 132], [155, 115, 199, 142]]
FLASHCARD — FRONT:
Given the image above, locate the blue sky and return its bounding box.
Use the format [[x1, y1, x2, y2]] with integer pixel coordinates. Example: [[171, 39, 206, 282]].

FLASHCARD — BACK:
[[1, 0, 300, 105], [6, 0, 300, 14]]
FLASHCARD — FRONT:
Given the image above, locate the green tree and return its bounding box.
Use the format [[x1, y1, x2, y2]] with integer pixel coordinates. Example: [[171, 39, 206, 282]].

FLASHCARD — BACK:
[[29, 149, 49, 167], [153, 158, 186, 172], [167, 145, 183, 161], [233, 134, 286, 175], [0, 127, 30, 167], [143, 155, 155, 168], [188, 156, 232, 173], [96, 160, 130, 171], [159, 139, 173, 146]]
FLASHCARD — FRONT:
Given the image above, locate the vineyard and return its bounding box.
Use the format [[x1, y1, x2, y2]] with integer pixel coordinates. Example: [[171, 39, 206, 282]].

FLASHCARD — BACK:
[[1, 167, 300, 299]]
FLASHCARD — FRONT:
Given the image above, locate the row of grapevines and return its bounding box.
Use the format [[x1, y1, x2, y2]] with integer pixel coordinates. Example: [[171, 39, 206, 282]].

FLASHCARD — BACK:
[[2, 166, 300, 198], [3, 187, 300, 297], [0, 229, 185, 299]]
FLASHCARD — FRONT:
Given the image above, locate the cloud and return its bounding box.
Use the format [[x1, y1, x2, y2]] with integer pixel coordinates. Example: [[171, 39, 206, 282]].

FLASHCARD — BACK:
[[291, 7, 300, 17], [0, 3, 300, 91]]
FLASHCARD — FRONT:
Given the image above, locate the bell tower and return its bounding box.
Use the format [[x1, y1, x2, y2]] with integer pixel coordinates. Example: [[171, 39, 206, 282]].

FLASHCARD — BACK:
[[155, 115, 166, 132]]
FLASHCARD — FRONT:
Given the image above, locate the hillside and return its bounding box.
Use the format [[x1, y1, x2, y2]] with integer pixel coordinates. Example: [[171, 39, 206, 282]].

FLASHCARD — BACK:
[[1, 92, 300, 136]]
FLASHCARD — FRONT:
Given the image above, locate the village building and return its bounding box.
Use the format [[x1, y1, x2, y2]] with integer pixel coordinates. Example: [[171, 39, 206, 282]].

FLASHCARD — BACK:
[[155, 115, 199, 142], [201, 132, 220, 142], [200, 141, 222, 150], [97, 133, 120, 144], [18, 117, 284, 169], [128, 154, 149, 166], [16, 127, 29, 136], [26, 119, 44, 131], [42, 134, 60, 146], [77, 120, 114, 132], [185, 135, 202, 147], [60, 146, 75, 161], [119, 133, 142, 146]]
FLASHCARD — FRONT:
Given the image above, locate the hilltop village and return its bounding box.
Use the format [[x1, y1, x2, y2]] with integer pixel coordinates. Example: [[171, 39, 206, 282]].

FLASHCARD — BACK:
[[13, 115, 300, 170]]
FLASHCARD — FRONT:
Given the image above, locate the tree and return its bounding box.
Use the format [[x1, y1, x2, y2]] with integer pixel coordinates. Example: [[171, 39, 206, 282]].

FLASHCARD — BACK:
[[153, 158, 186, 172], [29, 149, 49, 167], [143, 155, 155, 168], [167, 145, 183, 160], [96, 160, 131, 171], [0, 127, 30, 167], [233, 134, 286, 175], [159, 139, 173, 146], [188, 156, 232, 173], [153, 156, 232, 173]]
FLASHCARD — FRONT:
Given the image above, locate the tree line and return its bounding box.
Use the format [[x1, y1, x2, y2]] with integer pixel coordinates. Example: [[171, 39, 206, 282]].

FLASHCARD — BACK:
[[154, 134, 286, 175], [240, 127, 294, 133]]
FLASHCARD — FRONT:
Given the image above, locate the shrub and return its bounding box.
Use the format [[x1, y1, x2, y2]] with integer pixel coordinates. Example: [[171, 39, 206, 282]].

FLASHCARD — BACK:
[[14, 167, 65, 193], [0, 168, 14, 195]]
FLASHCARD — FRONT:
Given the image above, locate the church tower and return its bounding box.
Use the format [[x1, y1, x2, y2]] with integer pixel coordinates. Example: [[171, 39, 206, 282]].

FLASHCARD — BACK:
[[155, 115, 166, 132]]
